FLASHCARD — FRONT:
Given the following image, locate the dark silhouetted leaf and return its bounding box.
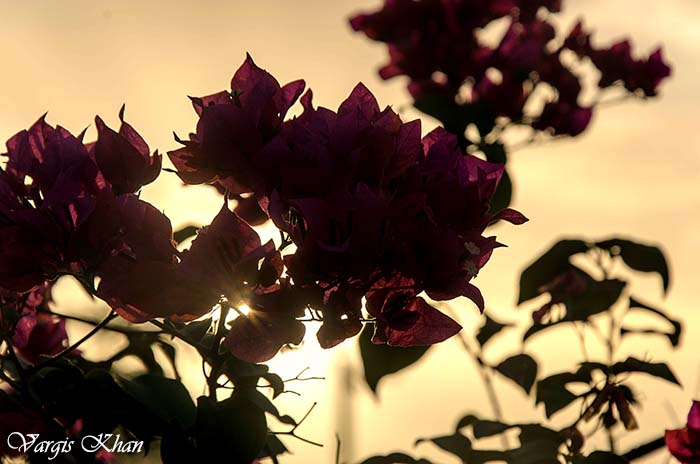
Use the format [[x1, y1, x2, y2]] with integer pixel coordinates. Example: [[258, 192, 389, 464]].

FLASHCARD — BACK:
[[221, 356, 269, 382], [491, 170, 512, 213], [261, 373, 285, 399], [359, 324, 430, 393], [620, 327, 680, 347], [565, 278, 626, 320], [455, 414, 479, 431], [361, 453, 433, 464], [122, 374, 196, 430], [181, 317, 213, 341], [482, 144, 511, 212], [471, 420, 512, 439], [28, 364, 85, 420], [506, 425, 563, 464], [157, 341, 181, 380], [418, 433, 471, 459], [585, 451, 628, 463], [476, 314, 512, 348], [523, 276, 625, 341], [246, 390, 296, 425], [173, 224, 199, 244], [625, 296, 682, 346], [536, 372, 591, 418], [194, 394, 267, 464], [494, 354, 538, 394], [518, 239, 589, 304], [258, 434, 288, 460], [611, 357, 680, 385], [596, 238, 670, 293]]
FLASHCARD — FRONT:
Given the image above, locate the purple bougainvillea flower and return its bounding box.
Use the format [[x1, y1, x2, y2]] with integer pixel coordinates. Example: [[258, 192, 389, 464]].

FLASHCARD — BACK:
[[591, 42, 672, 96], [169, 56, 526, 349], [179, 203, 275, 302], [11, 283, 71, 364], [627, 48, 672, 97], [232, 194, 269, 226], [0, 117, 111, 292], [224, 278, 311, 362], [533, 100, 593, 136], [350, 0, 671, 140], [666, 401, 700, 463], [0, 407, 47, 458], [97, 199, 275, 323], [92, 105, 162, 194], [168, 53, 305, 194], [0, 109, 165, 297], [366, 280, 461, 346], [225, 311, 306, 364]]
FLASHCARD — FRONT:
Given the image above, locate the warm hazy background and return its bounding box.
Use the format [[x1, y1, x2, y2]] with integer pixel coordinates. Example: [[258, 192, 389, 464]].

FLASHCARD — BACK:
[[0, 1, 698, 463]]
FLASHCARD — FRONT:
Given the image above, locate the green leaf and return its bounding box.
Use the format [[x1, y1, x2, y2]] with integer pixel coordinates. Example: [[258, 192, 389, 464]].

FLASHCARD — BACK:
[[518, 239, 589, 304], [173, 224, 199, 244], [122, 374, 196, 430], [596, 238, 670, 293], [611, 357, 681, 385], [359, 324, 431, 393], [476, 314, 512, 348], [494, 354, 538, 394]]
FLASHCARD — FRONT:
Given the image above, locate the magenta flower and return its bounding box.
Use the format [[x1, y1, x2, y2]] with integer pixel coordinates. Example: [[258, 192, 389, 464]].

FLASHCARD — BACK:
[[167, 55, 526, 349], [666, 401, 700, 463], [92, 105, 162, 194], [96, 198, 275, 323], [11, 283, 70, 364], [168, 53, 305, 194], [0, 117, 110, 292], [351, 0, 671, 139], [533, 101, 593, 137]]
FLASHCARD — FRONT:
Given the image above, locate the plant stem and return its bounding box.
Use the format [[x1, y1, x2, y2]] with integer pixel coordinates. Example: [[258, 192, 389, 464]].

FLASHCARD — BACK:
[[29, 310, 117, 372], [622, 436, 665, 461], [454, 330, 510, 449], [37, 309, 155, 335], [207, 306, 230, 399]]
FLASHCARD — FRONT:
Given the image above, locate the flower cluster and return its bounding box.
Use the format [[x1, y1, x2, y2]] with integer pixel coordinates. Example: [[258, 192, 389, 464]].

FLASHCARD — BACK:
[[0, 55, 523, 364], [169, 55, 525, 360], [666, 401, 700, 463], [0, 108, 161, 294], [350, 0, 671, 137]]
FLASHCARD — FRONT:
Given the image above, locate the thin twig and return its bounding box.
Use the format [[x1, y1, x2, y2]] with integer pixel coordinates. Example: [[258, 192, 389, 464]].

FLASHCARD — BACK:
[[37, 309, 153, 335], [452, 325, 510, 450], [29, 310, 117, 372]]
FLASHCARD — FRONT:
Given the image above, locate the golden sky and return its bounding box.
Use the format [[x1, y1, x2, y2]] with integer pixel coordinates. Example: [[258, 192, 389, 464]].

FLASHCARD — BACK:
[[1, 1, 698, 462]]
